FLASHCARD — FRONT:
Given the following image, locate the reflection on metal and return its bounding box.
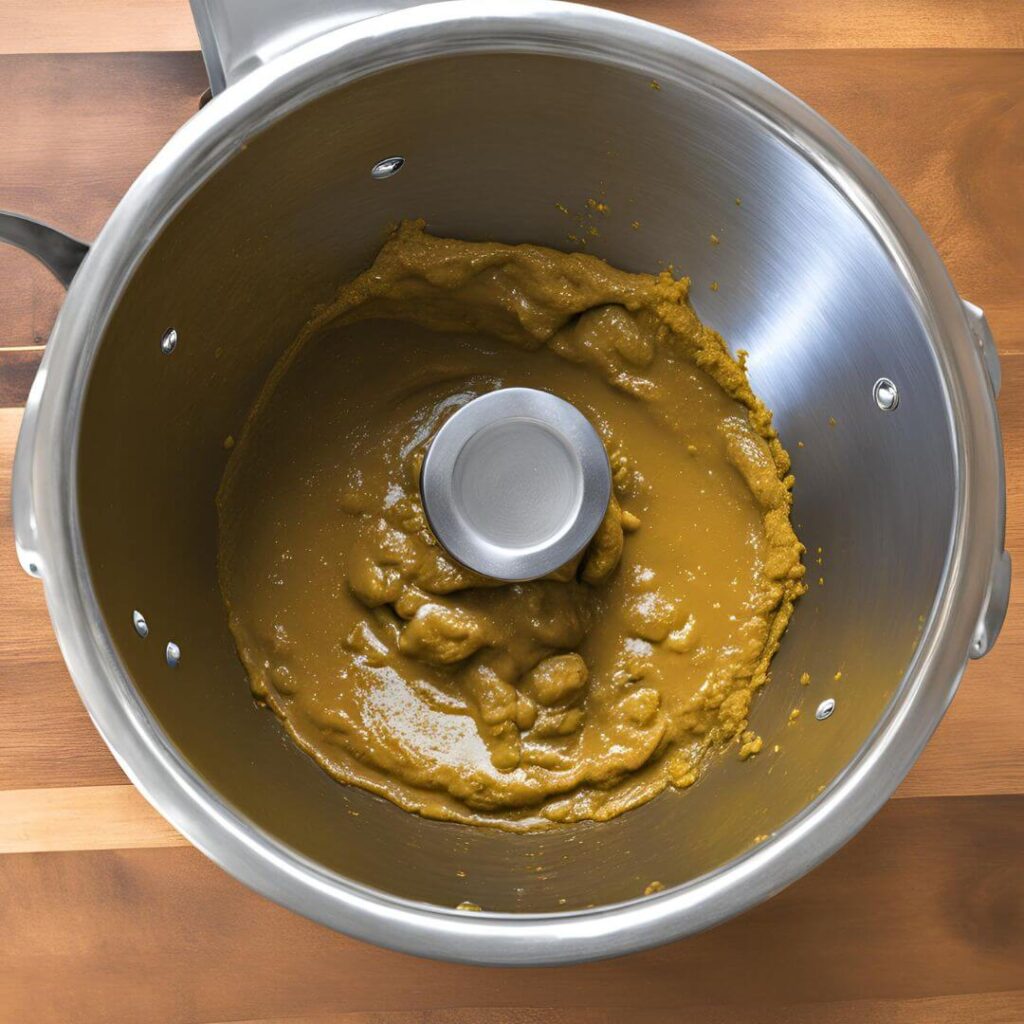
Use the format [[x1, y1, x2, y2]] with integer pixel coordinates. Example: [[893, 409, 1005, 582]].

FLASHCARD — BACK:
[[190, 0, 431, 93], [962, 300, 1001, 396], [2, 213, 90, 579], [11, 2, 1010, 966], [371, 156, 405, 179], [971, 549, 1012, 660], [420, 388, 611, 581], [873, 378, 899, 411], [0, 211, 89, 287]]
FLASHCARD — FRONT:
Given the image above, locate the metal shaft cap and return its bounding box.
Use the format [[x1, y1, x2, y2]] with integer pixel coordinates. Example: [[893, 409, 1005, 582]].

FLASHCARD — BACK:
[[420, 388, 612, 582]]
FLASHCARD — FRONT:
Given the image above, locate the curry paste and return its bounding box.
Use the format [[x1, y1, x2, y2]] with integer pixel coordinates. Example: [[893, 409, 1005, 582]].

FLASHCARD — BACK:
[[217, 221, 806, 830]]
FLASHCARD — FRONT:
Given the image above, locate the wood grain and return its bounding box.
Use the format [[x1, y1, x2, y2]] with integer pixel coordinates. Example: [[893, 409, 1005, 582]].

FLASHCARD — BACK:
[[898, 352, 1024, 798], [1, 0, 200, 54], [0, 408, 128, 792], [0, 346, 41, 406], [216, 995, 1024, 1024], [1, 796, 1021, 1024], [754, 48, 1024, 345], [2, 0, 1021, 55], [0, 3, 1022, 1022], [594, 1, 1024, 51], [2, 392, 1022, 802], [0, 52, 209, 352], [199, 993, 1024, 1024], [0, 785, 183, 853], [1, 47, 1019, 372]]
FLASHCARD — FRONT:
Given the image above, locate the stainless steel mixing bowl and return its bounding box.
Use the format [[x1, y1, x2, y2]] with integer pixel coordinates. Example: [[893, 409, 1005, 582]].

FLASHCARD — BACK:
[[2, 0, 1010, 965]]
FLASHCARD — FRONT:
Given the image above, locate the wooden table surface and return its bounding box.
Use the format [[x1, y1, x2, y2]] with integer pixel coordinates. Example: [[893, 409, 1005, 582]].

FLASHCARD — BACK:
[[1, 2, 1021, 1021]]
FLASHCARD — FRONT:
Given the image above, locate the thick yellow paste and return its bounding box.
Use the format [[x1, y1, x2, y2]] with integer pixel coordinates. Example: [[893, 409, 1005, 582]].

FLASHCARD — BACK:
[[217, 221, 806, 831]]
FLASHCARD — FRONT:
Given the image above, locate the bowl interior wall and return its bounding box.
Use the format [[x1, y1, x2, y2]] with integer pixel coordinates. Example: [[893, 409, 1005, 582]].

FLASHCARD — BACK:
[[77, 53, 955, 911]]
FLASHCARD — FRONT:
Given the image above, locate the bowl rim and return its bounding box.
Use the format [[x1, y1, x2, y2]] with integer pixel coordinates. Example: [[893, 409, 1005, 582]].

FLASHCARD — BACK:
[[26, 0, 1002, 965]]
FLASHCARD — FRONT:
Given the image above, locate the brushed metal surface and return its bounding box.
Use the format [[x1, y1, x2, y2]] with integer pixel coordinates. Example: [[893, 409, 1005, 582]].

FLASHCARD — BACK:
[[6, 1, 1010, 964], [420, 388, 612, 580], [190, 0, 431, 92]]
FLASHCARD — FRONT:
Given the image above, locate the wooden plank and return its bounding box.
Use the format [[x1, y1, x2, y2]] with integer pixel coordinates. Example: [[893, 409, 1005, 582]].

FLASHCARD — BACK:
[[0, 48, 1019, 365], [0, 796, 1021, 1024], [4, 342, 1023, 804], [897, 351, 1024, 798], [0, 52, 209, 351], [607, 1, 1024, 52], [0, 5, 1020, 1023], [198, 991, 1024, 1024], [751, 49, 1024, 348], [1, 0, 1021, 56], [207, 1013, 611, 1024], [0, 347, 41, 407], [0, 784, 183, 853], [0, 408, 128, 790], [1, 0, 200, 54]]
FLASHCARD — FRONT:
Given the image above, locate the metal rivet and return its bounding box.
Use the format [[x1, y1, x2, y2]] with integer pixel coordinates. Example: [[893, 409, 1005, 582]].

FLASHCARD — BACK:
[[27, 562, 39, 576], [816, 698, 836, 721], [873, 377, 899, 411], [132, 610, 149, 638], [165, 641, 181, 667], [371, 156, 405, 180], [161, 328, 178, 354]]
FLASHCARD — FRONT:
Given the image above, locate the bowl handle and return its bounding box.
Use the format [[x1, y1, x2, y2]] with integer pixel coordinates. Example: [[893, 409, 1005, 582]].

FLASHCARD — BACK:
[[0, 212, 88, 289], [190, 0, 431, 94], [1, 212, 90, 578], [962, 300, 1011, 660]]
